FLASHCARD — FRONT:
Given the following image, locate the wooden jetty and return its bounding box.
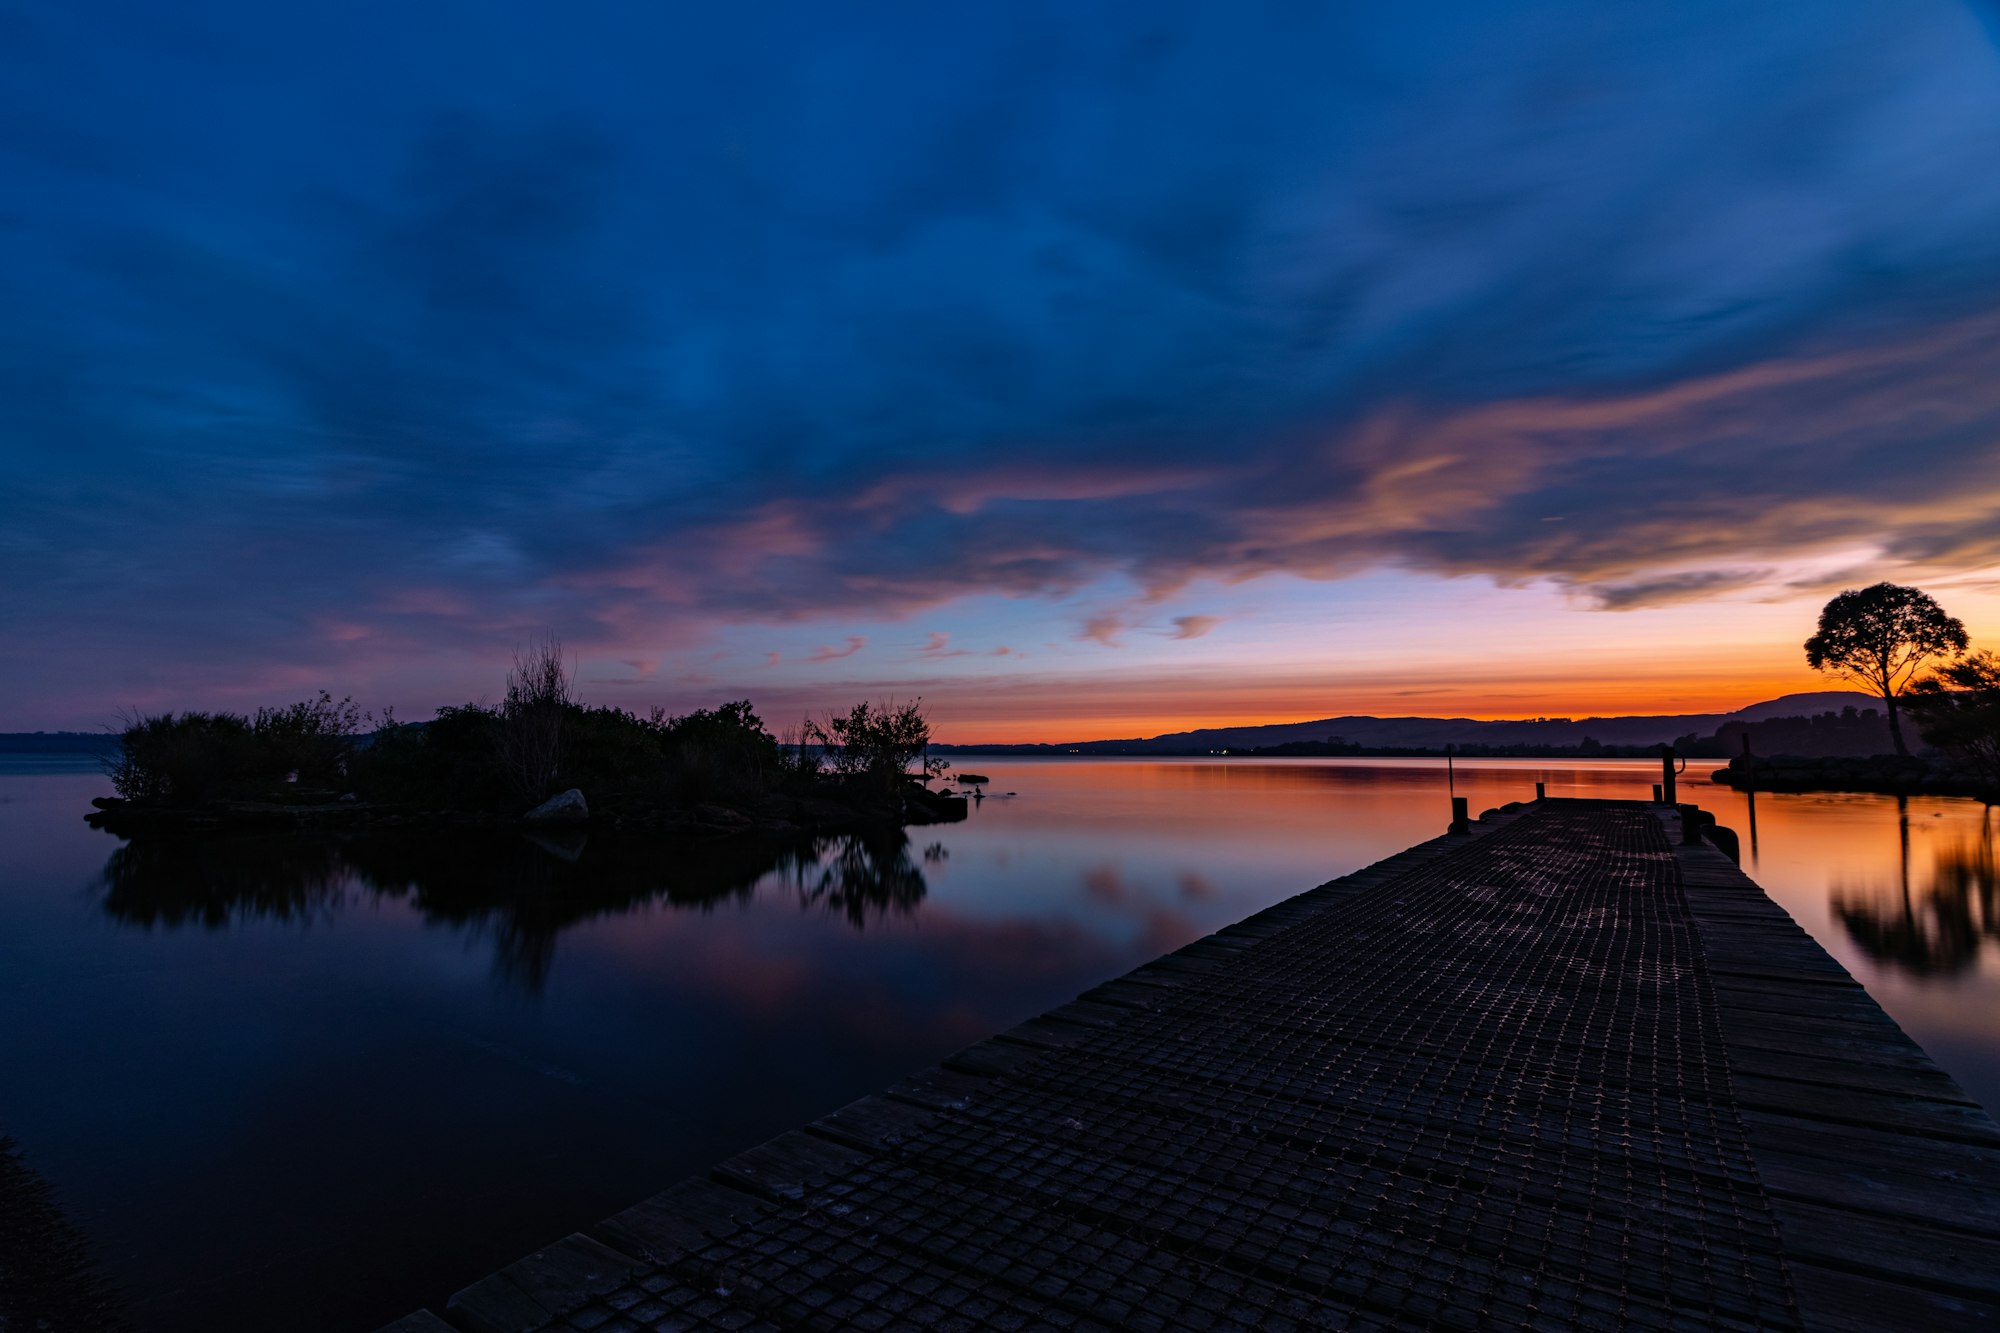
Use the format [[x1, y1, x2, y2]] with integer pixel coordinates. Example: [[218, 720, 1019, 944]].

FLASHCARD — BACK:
[[379, 800, 2000, 1332]]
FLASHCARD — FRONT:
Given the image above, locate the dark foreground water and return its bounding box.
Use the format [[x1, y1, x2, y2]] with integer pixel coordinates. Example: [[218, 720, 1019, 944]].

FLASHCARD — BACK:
[[1, 757, 1994, 1331]]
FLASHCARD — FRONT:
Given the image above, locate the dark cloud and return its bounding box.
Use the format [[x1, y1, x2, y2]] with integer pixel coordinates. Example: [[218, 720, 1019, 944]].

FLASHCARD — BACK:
[[1587, 571, 1775, 612], [6, 0, 2000, 716]]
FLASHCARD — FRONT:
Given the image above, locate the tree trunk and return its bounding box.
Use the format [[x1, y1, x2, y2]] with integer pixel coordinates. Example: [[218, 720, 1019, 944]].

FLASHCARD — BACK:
[[1885, 692, 1908, 756]]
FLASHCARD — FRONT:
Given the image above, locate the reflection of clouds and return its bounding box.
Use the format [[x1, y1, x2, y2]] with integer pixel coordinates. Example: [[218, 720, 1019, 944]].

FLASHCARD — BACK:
[[1083, 865, 1128, 904], [1177, 870, 1217, 902], [618, 903, 1141, 1055]]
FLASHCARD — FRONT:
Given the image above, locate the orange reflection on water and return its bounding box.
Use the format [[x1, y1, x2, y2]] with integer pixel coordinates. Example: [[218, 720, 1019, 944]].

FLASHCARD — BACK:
[[945, 759, 2000, 1114]]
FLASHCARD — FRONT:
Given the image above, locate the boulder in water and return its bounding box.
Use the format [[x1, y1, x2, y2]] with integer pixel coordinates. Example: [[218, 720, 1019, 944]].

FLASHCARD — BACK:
[[524, 788, 588, 824]]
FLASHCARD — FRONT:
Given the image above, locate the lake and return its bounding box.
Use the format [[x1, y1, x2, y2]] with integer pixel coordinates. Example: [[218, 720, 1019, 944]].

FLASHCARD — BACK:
[[1, 757, 1994, 1331]]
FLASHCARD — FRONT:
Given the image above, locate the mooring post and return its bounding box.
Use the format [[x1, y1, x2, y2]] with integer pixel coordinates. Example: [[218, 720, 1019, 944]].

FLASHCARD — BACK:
[[1660, 745, 1679, 807], [1653, 783, 1664, 803], [1450, 796, 1469, 834], [1535, 780, 1546, 801]]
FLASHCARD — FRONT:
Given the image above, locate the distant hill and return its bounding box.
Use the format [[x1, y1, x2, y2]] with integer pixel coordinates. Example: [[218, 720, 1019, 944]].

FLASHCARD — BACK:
[[933, 691, 1878, 754]]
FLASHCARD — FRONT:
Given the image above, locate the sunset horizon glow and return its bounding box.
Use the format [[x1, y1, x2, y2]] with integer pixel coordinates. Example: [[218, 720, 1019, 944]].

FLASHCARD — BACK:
[[7, 3, 2000, 741]]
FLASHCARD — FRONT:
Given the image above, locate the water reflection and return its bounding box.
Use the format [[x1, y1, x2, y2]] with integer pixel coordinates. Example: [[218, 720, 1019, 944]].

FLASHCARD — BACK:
[[99, 829, 928, 992], [1834, 815, 1999, 977], [11, 758, 1996, 1332]]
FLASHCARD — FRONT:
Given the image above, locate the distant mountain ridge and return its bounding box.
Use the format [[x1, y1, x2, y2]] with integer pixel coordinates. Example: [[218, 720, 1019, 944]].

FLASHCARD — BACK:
[[934, 691, 1878, 754]]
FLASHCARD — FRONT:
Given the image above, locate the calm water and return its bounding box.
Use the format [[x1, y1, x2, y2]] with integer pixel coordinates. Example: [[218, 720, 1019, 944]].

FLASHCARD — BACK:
[[1, 757, 1994, 1330]]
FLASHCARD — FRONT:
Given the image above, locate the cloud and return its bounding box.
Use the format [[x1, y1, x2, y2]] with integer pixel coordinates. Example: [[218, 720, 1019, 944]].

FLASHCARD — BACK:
[[806, 636, 866, 664], [1080, 614, 1126, 647], [1583, 570, 1774, 611], [7, 0, 2000, 720], [1169, 615, 1221, 640]]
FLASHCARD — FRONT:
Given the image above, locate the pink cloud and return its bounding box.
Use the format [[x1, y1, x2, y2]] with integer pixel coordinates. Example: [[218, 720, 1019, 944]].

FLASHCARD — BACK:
[[1080, 613, 1125, 646], [1170, 615, 1220, 640], [807, 636, 867, 664]]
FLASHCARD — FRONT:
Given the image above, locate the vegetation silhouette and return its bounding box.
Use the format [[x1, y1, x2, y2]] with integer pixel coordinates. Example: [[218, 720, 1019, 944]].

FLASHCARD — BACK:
[[96, 827, 928, 993], [1908, 650, 2000, 798], [99, 646, 961, 838], [0, 1136, 131, 1332], [1805, 582, 1968, 756], [1833, 811, 1998, 977]]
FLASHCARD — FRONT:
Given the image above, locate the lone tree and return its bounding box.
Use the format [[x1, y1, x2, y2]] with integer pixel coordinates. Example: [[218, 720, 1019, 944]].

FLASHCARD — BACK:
[[1804, 582, 1967, 756]]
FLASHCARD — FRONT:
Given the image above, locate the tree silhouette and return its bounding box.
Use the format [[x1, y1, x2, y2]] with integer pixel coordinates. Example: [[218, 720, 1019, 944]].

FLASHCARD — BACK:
[[1907, 651, 2000, 798], [1804, 583, 1966, 756]]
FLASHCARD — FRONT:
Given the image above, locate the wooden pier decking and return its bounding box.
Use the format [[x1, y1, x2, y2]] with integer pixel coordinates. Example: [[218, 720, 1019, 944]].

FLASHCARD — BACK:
[[378, 800, 2000, 1333]]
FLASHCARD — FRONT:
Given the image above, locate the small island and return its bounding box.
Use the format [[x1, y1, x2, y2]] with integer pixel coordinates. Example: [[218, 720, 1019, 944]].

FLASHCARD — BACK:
[[86, 640, 965, 839]]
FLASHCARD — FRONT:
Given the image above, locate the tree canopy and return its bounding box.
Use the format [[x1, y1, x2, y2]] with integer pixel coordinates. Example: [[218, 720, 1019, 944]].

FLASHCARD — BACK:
[[1803, 582, 1967, 755], [1906, 651, 2000, 797]]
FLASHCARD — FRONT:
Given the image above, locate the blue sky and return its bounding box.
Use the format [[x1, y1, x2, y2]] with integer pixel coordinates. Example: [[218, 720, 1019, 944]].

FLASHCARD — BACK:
[[6, 2, 2000, 737]]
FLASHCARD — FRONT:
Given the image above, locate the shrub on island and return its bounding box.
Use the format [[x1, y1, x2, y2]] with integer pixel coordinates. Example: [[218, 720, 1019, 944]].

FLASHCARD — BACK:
[[97, 645, 962, 833]]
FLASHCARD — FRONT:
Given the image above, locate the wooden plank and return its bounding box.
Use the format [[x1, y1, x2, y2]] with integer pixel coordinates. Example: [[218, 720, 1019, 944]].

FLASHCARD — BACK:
[[1738, 1109, 2000, 1182], [1722, 1044, 1980, 1104], [712, 1129, 872, 1202], [992, 1015, 1097, 1050], [371, 1313, 459, 1333], [943, 1036, 1045, 1077], [1755, 1142, 2000, 1235], [884, 1064, 991, 1110], [1787, 1263, 2000, 1333], [1719, 1008, 1950, 1062], [446, 1234, 643, 1333], [1039, 999, 1132, 1029], [444, 1274, 551, 1333], [1711, 980, 1906, 1023], [1774, 1200, 2000, 1302], [810, 1094, 938, 1151], [593, 1177, 771, 1263], [1075, 977, 1173, 1010]]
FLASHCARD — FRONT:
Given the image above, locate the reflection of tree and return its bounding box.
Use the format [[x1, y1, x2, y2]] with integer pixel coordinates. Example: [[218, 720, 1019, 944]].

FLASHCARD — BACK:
[[1834, 822, 1999, 977], [791, 828, 927, 928], [99, 837, 349, 928], [0, 1136, 131, 1331], [97, 829, 928, 993]]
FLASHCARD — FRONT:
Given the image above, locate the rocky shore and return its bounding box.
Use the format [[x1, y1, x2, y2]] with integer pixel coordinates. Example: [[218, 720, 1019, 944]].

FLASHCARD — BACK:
[[1710, 752, 1996, 802]]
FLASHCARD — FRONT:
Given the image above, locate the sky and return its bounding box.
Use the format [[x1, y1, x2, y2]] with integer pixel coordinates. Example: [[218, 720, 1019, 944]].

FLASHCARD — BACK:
[[6, 1, 2000, 741]]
